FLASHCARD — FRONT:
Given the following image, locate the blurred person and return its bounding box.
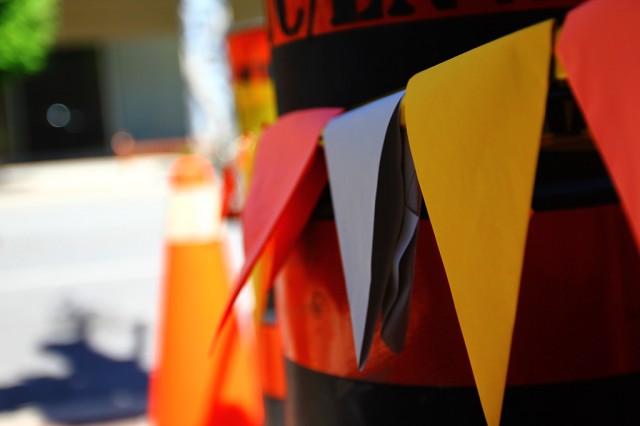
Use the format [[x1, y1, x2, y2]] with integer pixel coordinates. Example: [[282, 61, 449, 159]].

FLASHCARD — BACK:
[[179, 0, 238, 168]]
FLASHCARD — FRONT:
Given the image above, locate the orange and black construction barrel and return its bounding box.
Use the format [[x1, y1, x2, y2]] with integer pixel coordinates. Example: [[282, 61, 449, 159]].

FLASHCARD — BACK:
[[276, 202, 640, 424], [267, 0, 583, 114], [258, 294, 287, 426], [263, 0, 640, 424]]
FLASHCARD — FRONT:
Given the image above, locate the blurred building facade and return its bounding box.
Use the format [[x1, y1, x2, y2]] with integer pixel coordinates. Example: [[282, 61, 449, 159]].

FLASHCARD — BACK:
[[1, 0, 265, 163], [3, 0, 187, 162]]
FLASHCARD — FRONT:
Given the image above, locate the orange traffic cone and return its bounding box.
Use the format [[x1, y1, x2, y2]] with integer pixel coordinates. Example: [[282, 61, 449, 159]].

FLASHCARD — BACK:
[[149, 155, 263, 426]]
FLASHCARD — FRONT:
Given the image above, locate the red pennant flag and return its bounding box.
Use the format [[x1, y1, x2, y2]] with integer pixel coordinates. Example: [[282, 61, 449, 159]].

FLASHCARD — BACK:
[[213, 108, 343, 344], [557, 0, 640, 249]]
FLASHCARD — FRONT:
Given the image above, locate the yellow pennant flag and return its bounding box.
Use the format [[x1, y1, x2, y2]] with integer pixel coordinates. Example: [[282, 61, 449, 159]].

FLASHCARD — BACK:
[[405, 21, 552, 426]]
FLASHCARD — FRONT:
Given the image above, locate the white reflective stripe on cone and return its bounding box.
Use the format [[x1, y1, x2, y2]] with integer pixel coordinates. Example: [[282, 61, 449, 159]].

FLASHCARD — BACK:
[[166, 183, 222, 243]]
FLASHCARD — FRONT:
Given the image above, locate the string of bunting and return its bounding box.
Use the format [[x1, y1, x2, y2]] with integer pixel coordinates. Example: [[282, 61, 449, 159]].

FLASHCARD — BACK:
[[214, 1, 639, 424]]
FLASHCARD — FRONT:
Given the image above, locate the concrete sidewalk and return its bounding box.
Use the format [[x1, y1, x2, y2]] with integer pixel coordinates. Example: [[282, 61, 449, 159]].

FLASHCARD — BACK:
[[0, 154, 177, 201], [0, 407, 147, 425], [0, 155, 178, 425]]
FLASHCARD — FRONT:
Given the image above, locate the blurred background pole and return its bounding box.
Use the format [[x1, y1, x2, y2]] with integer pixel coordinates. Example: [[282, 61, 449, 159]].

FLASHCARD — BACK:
[[179, 0, 238, 169]]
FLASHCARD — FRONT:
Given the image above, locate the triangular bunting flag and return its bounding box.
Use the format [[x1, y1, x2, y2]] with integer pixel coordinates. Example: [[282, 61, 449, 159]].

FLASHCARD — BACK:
[[324, 91, 411, 368], [557, 0, 640, 250], [405, 21, 552, 426], [214, 108, 343, 343]]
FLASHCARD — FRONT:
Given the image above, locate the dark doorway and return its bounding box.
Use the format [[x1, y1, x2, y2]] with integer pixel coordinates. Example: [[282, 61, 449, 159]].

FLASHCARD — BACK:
[[20, 47, 106, 161]]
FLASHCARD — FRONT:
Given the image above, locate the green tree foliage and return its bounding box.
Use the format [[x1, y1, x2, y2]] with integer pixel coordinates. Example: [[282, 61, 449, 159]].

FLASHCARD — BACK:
[[0, 0, 58, 77]]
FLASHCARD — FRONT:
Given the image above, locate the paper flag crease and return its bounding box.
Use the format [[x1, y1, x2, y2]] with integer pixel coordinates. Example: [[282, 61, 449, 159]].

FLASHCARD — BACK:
[[405, 20, 552, 426], [379, 128, 421, 354], [324, 91, 421, 368], [213, 108, 343, 346], [557, 0, 640, 250]]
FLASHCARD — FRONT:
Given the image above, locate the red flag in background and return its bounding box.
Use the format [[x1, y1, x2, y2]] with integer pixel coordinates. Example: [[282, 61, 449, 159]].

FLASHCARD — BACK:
[[214, 108, 343, 343]]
